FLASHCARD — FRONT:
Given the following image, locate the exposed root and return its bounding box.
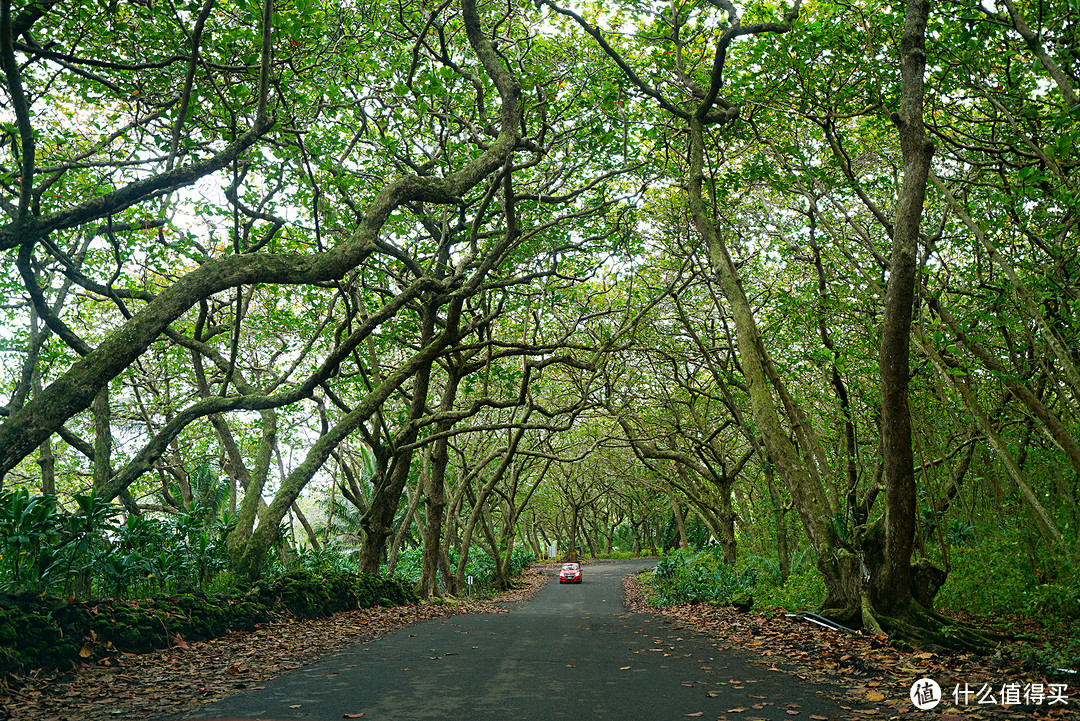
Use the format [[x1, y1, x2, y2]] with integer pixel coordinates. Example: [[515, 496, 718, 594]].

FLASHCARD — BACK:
[[860, 590, 886, 637], [819, 599, 1007, 653], [876, 602, 1001, 653]]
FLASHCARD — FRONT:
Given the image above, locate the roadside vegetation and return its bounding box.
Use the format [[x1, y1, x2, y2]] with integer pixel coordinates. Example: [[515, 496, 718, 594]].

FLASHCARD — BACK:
[[1, 0, 1078, 668], [645, 539, 1080, 674]]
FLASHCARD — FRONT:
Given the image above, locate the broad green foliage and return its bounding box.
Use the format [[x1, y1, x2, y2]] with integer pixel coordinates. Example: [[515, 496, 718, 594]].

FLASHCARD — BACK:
[[937, 531, 1080, 633], [650, 546, 756, 605], [650, 546, 828, 611], [0, 489, 65, 591], [0, 489, 233, 597]]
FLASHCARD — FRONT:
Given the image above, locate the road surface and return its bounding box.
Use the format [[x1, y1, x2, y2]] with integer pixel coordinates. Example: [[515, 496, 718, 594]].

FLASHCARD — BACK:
[[165, 560, 849, 720]]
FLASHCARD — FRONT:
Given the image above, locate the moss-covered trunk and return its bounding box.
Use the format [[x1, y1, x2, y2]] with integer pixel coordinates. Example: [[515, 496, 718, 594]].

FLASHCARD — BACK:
[[418, 359, 461, 599]]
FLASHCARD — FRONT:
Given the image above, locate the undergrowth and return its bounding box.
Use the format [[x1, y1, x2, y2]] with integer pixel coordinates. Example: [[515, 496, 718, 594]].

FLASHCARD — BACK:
[[936, 536, 1080, 672], [648, 540, 1079, 673], [386, 547, 533, 589], [648, 546, 826, 611], [649, 547, 755, 606]]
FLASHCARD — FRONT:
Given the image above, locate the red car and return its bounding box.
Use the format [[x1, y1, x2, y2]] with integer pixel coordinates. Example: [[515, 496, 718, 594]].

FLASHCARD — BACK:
[[559, 562, 582, 583]]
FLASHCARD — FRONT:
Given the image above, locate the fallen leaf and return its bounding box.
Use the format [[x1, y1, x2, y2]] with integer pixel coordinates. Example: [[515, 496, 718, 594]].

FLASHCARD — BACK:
[[343, 714, 365, 719], [728, 708, 747, 713], [866, 692, 885, 702], [620, 666, 630, 670], [685, 713, 704, 717], [290, 704, 301, 708]]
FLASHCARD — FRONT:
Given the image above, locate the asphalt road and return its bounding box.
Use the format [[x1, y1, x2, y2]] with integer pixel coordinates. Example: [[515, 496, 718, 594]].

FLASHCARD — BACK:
[[168, 560, 849, 721]]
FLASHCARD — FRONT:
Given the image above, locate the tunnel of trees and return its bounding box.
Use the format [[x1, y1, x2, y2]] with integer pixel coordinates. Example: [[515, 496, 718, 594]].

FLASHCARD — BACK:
[[0, 0, 1077, 651]]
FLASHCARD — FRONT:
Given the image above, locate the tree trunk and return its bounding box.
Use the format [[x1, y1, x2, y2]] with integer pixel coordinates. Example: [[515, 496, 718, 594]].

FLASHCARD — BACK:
[[291, 502, 321, 551], [668, 491, 689, 548], [455, 420, 528, 587], [763, 461, 790, 581], [37, 436, 56, 496], [874, 0, 934, 620], [229, 317, 457, 580], [850, 0, 992, 648], [419, 359, 463, 598], [688, 118, 842, 604], [920, 334, 1075, 561], [92, 387, 112, 493], [387, 466, 423, 575], [358, 302, 437, 574], [568, 504, 580, 558], [584, 518, 599, 558]]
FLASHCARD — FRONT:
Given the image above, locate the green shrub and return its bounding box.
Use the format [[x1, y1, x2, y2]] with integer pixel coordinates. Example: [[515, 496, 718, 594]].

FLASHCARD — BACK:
[[1000, 638, 1080, 677], [0, 488, 239, 600], [388, 547, 533, 588], [505, 547, 534, 577], [936, 538, 1079, 627], [594, 549, 638, 560], [649, 547, 827, 612], [649, 547, 756, 606], [750, 567, 827, 611]]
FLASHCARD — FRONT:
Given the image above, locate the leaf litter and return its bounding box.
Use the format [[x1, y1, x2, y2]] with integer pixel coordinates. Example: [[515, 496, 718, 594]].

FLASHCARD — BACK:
[[0, 569, 547, 721], [621, 574, 1075, 721]]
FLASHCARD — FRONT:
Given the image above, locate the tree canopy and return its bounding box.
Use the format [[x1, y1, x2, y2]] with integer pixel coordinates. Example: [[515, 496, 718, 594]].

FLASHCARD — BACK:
[[1, 0, 1077, 649]]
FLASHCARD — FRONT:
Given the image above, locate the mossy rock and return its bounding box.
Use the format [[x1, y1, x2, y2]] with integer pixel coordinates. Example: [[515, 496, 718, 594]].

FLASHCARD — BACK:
[[0, 594, 80, 674], [252, 570, 417, 618], [0, 570, 416, 676]]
